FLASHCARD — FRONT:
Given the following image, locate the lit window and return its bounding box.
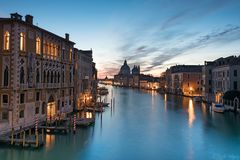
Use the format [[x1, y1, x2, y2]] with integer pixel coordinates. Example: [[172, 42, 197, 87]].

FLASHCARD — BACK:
[[36, 37, 41, 54], [70, 49, 72, 62], [43, 41, 47, 55], [4, 31, 10, 50], [20, 32, 25, 51]]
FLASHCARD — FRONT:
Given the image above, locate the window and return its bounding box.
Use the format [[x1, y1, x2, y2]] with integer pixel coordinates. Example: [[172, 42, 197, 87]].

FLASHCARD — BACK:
[[62, 90, 64, 97], [3, 66, 9, 86], [2, 112, 8, 120], [20, 93, 25, 104], [209, 70, 212, 75], [47, 71, 50, 83], [70, 49, 72, 62], [19, 110, 24, 118], [42, 102, 45, 114], [57, 100, 60, 110], [51, 71, 53, 83], [4, 31, 10, 50], [43, 70, 46, 83], [20, 67, 24, 84], [70, 89, 72, 96], [209, 80, 212, 85], [62, 49, 65, 59], [234, 70, 237, 77], [69, 100, 71, 105], [36, 68, 40, 83], [54, 72, 57, 83], [2, 95, 8, 104], [58, 72, 60, 83], [234, 81, 237, 90], [35, 107, 39, 114], [43, 41, 47, 56], [36, 92, 40, 101], [36, 37, 41, 55], [62, 101, 64, 108], [62, 71, 65, 83], [208, 88, 212, 93], [70, 71, 72, 83], [20, 32, 25, 51]]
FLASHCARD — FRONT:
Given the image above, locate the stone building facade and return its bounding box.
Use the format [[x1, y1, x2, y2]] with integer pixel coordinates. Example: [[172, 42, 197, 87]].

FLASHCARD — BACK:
[[0, 13, 74, 134], [202, 56, 240, 103], [165, 65, 203, 96], [74, 49, 97, 109]]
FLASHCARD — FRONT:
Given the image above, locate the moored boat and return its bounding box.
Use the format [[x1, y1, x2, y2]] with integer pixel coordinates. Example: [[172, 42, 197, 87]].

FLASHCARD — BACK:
[[212, 103, 225, 113]]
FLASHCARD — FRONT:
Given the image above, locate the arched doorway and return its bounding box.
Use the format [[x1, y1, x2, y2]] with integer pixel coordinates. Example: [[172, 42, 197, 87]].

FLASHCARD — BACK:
[[47, 95, 56, 120]]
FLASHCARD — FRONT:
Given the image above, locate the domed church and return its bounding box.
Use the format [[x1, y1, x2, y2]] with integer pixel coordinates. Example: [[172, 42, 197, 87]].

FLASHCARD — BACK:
[[114, 60, 140, 87], [119, 60, 130, 75]]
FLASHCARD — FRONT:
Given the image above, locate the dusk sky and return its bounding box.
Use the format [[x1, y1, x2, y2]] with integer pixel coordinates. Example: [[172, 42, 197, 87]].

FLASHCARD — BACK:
[[1, 0, 240, 78]]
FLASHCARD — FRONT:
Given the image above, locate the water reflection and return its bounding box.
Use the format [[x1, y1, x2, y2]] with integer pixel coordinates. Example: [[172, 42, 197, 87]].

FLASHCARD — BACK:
[[164, 94, 167, 111], [188, 99, 195, 128], [45, 134, 55, 151]]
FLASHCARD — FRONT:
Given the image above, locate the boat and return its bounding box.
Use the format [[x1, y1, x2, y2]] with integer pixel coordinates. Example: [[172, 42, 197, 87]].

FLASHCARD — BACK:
[[98, 87, 109, 95], [212, 103, 225, 113], [76, 118, 95, 127], [96, 102, 110, 107]]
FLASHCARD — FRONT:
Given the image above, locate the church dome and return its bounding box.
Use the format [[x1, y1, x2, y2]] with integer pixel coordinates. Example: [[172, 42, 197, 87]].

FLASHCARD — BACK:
[[119, 60, 130, 75]]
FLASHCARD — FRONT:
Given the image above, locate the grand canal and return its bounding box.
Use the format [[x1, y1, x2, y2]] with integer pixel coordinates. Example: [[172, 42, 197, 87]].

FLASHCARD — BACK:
[[1, 85, 240, 160]]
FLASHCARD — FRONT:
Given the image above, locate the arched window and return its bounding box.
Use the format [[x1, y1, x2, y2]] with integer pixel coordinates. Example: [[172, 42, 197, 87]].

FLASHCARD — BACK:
[[58, 72, 60, 83], [47, 71, 50, 83], [70, 71, 72, 83], [69, 48, 72, 62], [20, 32, 25, 51], [43, 70, 46, 83], [51, 71, 53, 83], [4, 31, 10, 50], [36, 68, 40, 83], [62, 71, 64, 83], [54, 72, 57, 83], [20, 67, 24, 84], [42, 102, 46, 114], [36, 37, 41, 55], [3, 66, 9, 86]]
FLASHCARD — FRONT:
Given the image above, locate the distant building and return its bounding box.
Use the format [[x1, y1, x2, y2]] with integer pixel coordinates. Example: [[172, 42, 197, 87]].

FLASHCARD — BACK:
[[166, 65, 203, 96], [114, 60, 134, 87], [114, 60, 159, 89]]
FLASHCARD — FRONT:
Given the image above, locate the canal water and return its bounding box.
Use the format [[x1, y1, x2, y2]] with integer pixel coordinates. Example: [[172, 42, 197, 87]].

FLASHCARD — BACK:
[[1, 85, 240, 160]]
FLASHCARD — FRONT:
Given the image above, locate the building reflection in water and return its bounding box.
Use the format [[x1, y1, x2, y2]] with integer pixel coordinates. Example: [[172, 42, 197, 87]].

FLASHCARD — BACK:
[[45, 134, 55, 151], [188, 99, 195, 128], [164, 94, 167, 111]]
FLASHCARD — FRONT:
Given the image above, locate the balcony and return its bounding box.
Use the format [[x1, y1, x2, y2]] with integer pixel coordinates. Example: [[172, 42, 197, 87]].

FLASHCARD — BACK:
[[19, 83, 28, 90], [1, 103, 9, 109], [36, 83, 43, 89]]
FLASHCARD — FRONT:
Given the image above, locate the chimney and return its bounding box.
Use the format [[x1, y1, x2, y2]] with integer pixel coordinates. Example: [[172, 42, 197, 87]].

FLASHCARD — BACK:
[[25, 15, 33, 24], [10, 12, 23, 20], [65, 33, 69, 41]]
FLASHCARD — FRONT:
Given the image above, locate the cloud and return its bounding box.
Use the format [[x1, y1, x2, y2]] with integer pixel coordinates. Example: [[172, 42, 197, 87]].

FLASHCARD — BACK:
[[150, 25, 240, 69]]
